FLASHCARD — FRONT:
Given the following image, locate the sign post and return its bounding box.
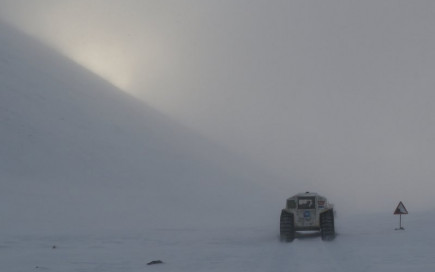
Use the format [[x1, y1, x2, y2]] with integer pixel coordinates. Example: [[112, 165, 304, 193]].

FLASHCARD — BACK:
[[394, 201, 408, 230]]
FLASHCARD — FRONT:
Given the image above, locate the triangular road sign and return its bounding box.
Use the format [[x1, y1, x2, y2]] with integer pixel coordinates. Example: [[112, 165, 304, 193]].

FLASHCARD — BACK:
[[394, 201, 408, 215]]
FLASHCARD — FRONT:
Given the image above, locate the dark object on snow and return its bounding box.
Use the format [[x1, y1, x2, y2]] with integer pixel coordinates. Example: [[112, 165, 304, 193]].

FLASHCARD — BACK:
[[147, 260, 163, 265], [52, 245, 56, 249], [280, 192, 335, 242]]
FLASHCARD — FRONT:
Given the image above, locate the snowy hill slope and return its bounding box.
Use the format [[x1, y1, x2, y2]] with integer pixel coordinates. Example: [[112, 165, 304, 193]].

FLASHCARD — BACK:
[[0, 22, 279, 234]]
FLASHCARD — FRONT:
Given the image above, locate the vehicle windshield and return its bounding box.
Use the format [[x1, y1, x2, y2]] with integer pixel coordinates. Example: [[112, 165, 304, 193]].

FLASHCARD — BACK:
[[298, 197, 316, 209]]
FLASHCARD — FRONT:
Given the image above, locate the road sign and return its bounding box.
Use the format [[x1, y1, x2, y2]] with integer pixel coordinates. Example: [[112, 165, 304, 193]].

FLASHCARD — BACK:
[[394, 201, 408, 215], [394, 201, 408, 230]]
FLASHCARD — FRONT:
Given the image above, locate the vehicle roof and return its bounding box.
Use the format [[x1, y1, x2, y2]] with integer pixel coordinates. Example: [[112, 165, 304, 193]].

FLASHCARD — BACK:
[[287, 192, 324, 200]]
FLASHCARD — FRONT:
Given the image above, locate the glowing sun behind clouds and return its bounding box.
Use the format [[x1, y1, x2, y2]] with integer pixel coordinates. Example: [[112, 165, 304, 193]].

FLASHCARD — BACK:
[[66, 40, 134, 92], [0, 0, 172, 98]]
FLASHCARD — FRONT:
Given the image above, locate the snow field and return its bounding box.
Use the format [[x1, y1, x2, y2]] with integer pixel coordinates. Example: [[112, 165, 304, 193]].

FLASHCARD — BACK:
[[1, 211, 434, 272]]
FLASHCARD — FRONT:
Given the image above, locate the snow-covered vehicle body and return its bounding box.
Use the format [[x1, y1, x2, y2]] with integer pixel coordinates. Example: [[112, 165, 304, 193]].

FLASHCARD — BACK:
[[280, 192, 335, 241]]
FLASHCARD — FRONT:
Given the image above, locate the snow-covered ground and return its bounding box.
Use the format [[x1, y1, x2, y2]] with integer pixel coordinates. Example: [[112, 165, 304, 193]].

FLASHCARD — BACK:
[[1, 211, 434, 272]]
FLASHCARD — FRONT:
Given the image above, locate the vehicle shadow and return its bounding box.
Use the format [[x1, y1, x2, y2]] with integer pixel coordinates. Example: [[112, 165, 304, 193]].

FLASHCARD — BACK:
[[295, 231, 321, 240]]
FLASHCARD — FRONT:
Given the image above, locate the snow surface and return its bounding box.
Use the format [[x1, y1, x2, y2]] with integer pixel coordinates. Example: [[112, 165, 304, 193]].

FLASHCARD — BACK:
[[1, 212, 434, 272]]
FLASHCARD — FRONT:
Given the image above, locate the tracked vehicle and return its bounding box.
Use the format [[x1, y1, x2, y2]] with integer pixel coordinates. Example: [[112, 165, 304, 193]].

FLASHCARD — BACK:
[[280, 192, 335, 241]]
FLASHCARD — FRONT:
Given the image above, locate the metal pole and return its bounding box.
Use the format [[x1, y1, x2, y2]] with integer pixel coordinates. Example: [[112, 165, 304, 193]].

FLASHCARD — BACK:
[[400, 214, 402, 229]]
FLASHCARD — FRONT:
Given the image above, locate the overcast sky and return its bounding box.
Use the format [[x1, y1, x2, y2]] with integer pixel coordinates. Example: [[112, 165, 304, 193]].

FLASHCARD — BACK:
[[1, 1, 435, 213]]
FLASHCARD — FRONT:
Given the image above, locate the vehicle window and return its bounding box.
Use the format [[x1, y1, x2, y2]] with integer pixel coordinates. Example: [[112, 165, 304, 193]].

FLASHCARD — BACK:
[[298, 197, 316, 209], [287, 200, 296, 209]]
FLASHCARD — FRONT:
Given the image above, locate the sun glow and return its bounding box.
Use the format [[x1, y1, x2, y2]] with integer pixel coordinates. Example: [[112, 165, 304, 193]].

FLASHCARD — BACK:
[[0, 1, 178, 103], [66, 41, 134, 92]]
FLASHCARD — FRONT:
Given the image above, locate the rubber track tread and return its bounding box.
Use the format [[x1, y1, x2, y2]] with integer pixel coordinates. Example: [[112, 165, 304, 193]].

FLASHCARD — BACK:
[[280, 210, 295, 242], [320, 210, 335, 241]]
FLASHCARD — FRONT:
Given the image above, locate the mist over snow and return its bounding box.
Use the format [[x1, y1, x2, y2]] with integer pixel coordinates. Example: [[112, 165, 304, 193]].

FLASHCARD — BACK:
[[0, 21, 283, 234], [1, 0, 435, 234]]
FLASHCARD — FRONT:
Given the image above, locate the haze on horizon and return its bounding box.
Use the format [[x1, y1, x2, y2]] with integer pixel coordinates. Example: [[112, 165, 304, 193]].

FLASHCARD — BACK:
[[1, 0, 435, 214]]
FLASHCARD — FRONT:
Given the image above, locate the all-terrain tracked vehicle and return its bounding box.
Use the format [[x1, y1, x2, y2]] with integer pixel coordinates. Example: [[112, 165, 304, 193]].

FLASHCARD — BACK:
[[280, 192, 335, 241]]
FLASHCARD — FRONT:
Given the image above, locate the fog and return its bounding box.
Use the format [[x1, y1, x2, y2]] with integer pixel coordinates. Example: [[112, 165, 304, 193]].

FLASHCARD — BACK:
[[2, 1, 435, 215]]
